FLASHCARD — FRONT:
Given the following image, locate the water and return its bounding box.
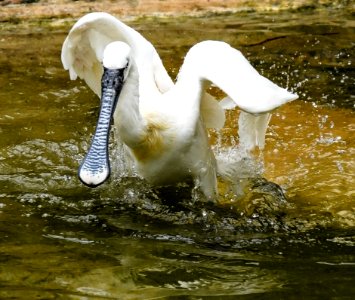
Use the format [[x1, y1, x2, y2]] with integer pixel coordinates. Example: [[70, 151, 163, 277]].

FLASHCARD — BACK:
[[0, 8, 354, 299]]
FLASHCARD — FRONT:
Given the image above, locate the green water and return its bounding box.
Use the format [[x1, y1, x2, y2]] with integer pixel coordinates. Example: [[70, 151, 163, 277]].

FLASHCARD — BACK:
[[0, 8, 354, 299]]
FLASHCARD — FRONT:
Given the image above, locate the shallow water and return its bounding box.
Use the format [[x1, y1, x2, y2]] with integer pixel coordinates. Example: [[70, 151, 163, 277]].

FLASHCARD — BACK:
[[0, 8, 354, 299]]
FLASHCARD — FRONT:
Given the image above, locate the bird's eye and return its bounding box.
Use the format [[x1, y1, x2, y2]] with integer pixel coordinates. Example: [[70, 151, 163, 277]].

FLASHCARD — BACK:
[[123, 61, 130, 80]]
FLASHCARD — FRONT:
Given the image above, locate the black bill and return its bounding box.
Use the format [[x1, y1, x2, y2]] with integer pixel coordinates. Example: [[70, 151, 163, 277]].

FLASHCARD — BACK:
[[78, 66, 126, 187]]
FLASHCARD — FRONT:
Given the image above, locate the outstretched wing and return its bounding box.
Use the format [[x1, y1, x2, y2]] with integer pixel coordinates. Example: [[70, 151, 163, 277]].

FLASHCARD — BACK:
[[181, 40, 298, 149], [61, 12, 173, 97], [182, 40, 298, 114]]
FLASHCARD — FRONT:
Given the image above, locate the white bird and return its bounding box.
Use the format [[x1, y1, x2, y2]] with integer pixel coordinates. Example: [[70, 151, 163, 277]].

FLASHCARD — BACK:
[[61, 12, 298, 201]]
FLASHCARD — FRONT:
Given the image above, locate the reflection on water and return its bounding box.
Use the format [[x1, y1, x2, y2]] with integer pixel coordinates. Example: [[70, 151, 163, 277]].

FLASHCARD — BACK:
[[0, 7, 354, 299]]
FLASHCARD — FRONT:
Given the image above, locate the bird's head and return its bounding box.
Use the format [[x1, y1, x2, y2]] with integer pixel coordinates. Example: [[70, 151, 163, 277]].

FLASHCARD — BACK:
[[103, 41, 131, 77], [78, 41, 132, 187]]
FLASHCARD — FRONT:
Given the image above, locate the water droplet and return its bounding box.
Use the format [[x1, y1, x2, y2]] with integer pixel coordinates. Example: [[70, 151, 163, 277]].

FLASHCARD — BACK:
[[335, 161, 344, 173]]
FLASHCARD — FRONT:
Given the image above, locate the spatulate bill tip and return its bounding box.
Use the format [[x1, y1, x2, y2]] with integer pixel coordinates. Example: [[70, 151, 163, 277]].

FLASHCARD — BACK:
[[78, 165, 110, 188]]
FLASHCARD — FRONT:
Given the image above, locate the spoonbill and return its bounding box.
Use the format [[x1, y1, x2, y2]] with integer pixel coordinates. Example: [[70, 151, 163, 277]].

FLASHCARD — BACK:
[[61, 12, 298, 201]]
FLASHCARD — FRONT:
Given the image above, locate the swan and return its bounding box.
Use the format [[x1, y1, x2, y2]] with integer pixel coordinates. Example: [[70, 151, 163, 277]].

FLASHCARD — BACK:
[[61, 12, 298, 201]]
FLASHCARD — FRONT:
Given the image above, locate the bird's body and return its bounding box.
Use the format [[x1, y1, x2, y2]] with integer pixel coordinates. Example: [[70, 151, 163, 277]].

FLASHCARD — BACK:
[[61, 12, 298, 200]]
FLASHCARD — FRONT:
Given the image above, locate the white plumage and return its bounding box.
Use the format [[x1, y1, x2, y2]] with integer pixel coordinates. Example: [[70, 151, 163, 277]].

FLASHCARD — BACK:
[[61, 12, 298, 201]]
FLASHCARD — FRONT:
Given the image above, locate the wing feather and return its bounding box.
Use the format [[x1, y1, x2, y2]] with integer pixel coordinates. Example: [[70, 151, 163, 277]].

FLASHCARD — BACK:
[[200, 93, 225, 129], [61, 12, 173, 97], [238, 111, 272, 150]]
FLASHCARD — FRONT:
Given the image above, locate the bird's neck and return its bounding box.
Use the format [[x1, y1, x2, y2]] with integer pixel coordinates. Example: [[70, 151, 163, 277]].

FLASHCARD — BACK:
[[114, 61, 145, 147]]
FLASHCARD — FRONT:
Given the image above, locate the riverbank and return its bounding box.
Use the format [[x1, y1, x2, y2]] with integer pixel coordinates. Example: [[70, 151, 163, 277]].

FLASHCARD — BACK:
[[0, 0, 352, 23]]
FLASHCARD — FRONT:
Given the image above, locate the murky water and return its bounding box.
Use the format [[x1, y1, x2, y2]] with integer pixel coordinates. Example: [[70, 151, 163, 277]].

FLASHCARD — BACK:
[[0, 8, 354, 299]]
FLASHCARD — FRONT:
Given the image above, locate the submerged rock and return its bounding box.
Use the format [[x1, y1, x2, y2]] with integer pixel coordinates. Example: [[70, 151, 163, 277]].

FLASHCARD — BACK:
[[102, 176, 294, 236]]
